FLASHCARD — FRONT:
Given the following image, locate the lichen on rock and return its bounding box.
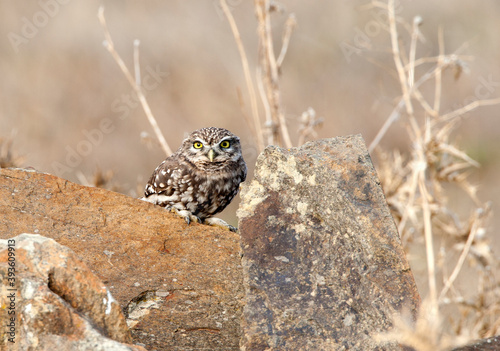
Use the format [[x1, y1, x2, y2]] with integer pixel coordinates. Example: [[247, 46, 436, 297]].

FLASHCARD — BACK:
[[238, 134, 420, 351]]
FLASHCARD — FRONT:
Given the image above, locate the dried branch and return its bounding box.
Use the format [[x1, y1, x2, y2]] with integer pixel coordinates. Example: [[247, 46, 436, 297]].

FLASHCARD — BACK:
[[433, 27, 444, 113], [133, 39, 141, 86], [370, 0, 500, 343], [297, 107, 323, 146], [219, 0, 264, 151], [408, 16, 423, 88], [388, 0, 414, 117], [439, 97, 500, 123], [276, 14, 297, 69], [438, 208, 486, 303], [255, 0, 293, 148], [419, 163, 438, 315], [97, 6, 172, 156]]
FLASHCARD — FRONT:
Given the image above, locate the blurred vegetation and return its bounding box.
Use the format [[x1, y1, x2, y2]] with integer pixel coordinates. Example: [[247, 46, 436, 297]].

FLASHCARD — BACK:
[[0, 135, 24, 168]]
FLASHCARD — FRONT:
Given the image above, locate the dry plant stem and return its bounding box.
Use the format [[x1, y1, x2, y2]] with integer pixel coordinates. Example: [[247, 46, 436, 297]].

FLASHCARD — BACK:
[[220, 0, 264, 152], [438, 214, 479, 304], [407, 16, 422, 88], [369, 99, 404, 153], [256, 66, 274, 145], [434, 28, 444, 113], [255, 0, 293, 149], [369, 64, 434, 152], [388, 0, 414, 116], [439, 97, 500, 122], [133, 39, 141, 86], [413, 88, 439, 118], [98, 6, 172, 156], [276, 14, 296, 69], [418, 168, 438, 316], [369, 56, 451, 152], [369, 47, 472, 152], [397, 162, 419, 239]]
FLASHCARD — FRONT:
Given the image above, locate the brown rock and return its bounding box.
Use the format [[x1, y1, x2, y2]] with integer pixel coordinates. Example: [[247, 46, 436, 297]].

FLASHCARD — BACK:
[[0, 168, 244, 350], [0, 233, 144, 351], [237, 135, 421, 350]]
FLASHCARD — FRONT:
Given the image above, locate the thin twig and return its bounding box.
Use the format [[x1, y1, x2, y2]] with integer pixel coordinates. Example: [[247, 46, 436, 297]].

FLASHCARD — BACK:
[[133, 39, 141, 86], [276, 14, 296, 69], [297, 107, 323, 146], [413, 88, 439, 118], [256, 66, 274, 145], [255, 0, 293, 148], [406, 53, 474, 70], [369, 48, 470, 152], [369, 99, 405, 153], [418, 163, 438, 316], [408, 16, 422, 88], [439, 97, 500, 122], [397, 160, 419, 238], [98, 6, 172, 156], [438, 210, 481, 303], [220, 0, 264, 151], [388, 0, 414, 116], [434, 27, 444, 113]]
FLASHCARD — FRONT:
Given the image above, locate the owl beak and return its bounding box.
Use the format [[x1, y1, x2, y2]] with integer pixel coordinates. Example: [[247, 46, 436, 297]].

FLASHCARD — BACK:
[[207, 149, 216, 162]]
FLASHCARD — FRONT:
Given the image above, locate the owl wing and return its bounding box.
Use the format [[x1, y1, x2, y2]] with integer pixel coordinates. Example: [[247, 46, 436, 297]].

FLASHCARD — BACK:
[[143, 157, 193, 201]]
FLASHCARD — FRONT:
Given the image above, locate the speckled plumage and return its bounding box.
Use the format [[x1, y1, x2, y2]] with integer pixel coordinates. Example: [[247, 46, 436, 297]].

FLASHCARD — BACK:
[[142, 127, 247, 231]]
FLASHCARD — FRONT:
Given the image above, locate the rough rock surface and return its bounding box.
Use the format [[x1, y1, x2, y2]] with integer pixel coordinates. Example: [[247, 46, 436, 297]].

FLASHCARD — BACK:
[[237, 134, 421, 350], [0, 233, 144, 351], [452, 336, 500, 351], [0, 168, 244, 350]]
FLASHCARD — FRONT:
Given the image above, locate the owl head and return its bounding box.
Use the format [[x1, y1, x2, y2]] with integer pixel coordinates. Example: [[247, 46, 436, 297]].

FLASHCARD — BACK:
[[180, 127, 244, 167]]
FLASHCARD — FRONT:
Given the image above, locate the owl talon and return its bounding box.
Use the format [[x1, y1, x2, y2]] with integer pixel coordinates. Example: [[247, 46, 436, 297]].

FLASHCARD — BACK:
[[164, 207, 199, 225], [183, 214, 201, 225], [204, 217, 238, 233]]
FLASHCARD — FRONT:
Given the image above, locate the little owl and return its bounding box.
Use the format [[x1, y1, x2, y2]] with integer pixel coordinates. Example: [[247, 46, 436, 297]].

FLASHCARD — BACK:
[[142, 127, 247, 232]]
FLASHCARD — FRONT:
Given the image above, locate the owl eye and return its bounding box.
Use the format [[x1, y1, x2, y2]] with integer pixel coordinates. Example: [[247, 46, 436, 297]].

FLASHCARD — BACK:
[[193, 141, 203, 149], [220, 140, 230, 148]]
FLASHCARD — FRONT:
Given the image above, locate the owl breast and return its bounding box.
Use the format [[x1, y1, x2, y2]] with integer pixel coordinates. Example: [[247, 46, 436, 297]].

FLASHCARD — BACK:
[[143, 153, 246, 220], [142, 127, 247, 223]]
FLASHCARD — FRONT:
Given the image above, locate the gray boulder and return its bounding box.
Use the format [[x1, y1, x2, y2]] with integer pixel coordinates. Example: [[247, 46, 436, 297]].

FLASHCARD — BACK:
[[238, 134, 420, 350]]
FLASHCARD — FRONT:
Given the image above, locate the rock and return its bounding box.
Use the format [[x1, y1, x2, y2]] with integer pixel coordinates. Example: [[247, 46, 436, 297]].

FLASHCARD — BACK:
[[237, 135, 421, 350], [0, 168, 244, 350], [452, 336, 500, 351], [0, 233, 144, 351]]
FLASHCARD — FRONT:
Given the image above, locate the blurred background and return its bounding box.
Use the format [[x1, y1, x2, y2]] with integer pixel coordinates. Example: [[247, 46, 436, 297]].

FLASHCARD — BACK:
[[1, 0, 499, 315]]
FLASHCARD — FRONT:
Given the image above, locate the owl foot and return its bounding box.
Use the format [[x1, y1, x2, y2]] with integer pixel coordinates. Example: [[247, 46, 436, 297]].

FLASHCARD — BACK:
[[204, 217, 238, 233], [166, 207, 201, 225]]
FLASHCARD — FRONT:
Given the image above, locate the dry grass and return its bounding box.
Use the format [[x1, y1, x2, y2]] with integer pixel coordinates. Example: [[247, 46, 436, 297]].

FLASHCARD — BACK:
[[0, 133, 24, 169], [222, 0, 500, 349], [98, 6, 172, 157], [367, 1, 500, 349], [220, 0, 322, 151], [1, 1, 497, 349]]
